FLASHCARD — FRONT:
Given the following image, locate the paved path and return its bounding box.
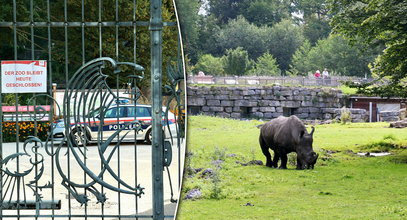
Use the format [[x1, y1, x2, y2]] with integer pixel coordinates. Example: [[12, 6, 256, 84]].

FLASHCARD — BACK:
[[1, 140, 184, 219]]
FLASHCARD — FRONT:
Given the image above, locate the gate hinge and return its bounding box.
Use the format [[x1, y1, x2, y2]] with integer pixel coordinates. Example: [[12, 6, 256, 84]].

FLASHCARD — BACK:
[[163, 140, 172, 167]]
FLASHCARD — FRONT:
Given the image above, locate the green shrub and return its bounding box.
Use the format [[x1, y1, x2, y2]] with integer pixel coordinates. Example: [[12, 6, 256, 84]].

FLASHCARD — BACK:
[[209, 168, 224, 200], [211, 146, 227, 161], [223, 47, 251, 76], [249, 52, 280, 76], [194, 54, 225, 76], [288, 153, 297, 166], [340, 107, 352, 124]]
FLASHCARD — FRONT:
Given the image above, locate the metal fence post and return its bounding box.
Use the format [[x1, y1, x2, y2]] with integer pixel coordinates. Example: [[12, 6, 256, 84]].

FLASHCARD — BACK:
[[150, 0, 164, 219]]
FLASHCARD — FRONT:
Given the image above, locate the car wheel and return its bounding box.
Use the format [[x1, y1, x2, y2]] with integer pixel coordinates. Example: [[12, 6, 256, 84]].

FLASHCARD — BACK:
[[145, 129, 166, 145], [145, 129, 153, 144], [71, 128, 90, 146]]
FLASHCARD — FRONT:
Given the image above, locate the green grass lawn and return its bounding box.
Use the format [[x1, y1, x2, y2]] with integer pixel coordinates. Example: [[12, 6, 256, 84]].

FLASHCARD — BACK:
[[177, 116, 407, 220]]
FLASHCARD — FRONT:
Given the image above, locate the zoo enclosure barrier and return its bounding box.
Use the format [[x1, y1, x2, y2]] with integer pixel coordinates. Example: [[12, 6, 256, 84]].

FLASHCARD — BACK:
[[0, 0, 185, 220], [187, 75, 373, 87]]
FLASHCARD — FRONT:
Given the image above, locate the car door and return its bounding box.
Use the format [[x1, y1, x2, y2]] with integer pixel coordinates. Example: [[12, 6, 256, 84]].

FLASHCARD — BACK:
[[125, 106, 152, 140], [101, 106, 126, 139]]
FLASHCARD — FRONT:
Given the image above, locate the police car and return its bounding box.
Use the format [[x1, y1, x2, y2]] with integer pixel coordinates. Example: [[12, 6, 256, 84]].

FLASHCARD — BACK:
[[51, 104, 177, 145]]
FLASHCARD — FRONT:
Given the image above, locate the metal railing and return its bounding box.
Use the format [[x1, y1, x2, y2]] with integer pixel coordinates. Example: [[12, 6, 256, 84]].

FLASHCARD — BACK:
[[0, 1, 185, 220], [187, 75, 372, 87]]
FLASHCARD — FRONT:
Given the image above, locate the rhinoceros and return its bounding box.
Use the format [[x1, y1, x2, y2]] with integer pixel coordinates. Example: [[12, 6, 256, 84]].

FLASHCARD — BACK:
[[259, 115, 318, 169]]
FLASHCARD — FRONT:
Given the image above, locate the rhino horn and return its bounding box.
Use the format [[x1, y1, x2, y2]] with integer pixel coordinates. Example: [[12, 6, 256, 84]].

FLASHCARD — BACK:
[[310, 126, 315, 136]]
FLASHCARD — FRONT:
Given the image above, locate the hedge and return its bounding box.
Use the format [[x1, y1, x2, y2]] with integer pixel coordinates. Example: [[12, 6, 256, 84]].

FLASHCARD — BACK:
[[2, 121, 50, 142]]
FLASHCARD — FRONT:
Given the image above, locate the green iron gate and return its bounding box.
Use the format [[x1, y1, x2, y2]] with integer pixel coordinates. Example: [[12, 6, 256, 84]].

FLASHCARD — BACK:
[[0, 0, 185, 219]]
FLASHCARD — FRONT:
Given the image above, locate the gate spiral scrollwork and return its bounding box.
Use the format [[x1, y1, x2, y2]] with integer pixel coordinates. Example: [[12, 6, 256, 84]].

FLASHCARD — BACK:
[[1, 57, 146, 208]]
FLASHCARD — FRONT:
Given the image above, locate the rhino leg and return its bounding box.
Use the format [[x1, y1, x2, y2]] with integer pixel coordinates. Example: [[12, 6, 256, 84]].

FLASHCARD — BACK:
[[296, 157, 303, 170], [272, 152, 279, 168], [259, 135, 273, 167], [279, 154, 288, 169]]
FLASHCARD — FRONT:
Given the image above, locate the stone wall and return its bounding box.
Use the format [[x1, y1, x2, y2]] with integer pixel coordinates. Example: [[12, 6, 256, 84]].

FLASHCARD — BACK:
[[187, 86, 369, 121], [330, 108, 368, 123], [379, 111, 400, 122]]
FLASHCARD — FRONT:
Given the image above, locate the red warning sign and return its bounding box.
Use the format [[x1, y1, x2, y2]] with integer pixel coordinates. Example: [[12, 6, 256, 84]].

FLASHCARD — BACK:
[[1, 60, 47, 93]]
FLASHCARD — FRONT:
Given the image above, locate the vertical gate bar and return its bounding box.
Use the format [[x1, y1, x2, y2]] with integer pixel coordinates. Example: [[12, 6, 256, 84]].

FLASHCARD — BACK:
[[64, 0, 72, 219], [99, 0, 103, 59], [177, 33, 181, 190], [12, 0, 21, 218], [98, 0, 105, 218], [0, 34, 3, 219], [0, 68, 2, 218], [81, 0, 86, 66], [115, 0, 121, 218], [29, 1, 40, 217], [47, 0, 56, 219], [150, 0, 164, 219], [133, 0, 139, 218], [81, 1, 88, 219]]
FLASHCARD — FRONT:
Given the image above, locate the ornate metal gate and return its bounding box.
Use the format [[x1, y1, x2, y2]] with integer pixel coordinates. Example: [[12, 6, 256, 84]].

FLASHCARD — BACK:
[[0, 0, 185, 219]]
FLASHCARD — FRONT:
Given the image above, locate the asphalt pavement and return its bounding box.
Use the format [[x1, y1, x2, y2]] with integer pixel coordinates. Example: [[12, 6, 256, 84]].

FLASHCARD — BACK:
[[0, 140, 184, 219]]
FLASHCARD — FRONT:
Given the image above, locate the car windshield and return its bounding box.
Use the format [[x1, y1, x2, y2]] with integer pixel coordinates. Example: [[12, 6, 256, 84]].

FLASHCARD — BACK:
[[87, 107, 102, 118]]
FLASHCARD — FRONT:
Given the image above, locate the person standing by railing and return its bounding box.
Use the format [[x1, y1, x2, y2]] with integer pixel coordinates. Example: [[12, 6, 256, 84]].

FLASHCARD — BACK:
[[322, 68, 329, 78], [322, 68, 330, 85], [314, 70, 321, 85], [314, 70, 321, 78]]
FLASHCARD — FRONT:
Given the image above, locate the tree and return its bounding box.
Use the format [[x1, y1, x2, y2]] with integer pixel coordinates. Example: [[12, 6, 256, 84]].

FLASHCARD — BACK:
[[223, 47, 251, 76], [330, 0, 407, 97], [196, 15, 223, 58], [216, 16, 269, 59], [208, 0, 249, 25], [292, 0, 330, 20], [302, 16, 331, 45], [242, 0, 291, 27], [175, 0, 201, 62], [249, 52, 280, 76], [267, 19, 305, 73], [291, 0, 331, 45], [289, 35, 375, 77], [0, 0, 179, 91], [194, 54, 224, 76], [289, 40, 312, 76]]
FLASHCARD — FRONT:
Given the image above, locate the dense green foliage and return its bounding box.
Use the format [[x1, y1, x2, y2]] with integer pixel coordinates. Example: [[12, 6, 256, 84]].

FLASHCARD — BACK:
[[176, 0, 384, 79], [290, 35, 374, 77], [268, 19, 305, 72], [194, 54, 224, 76], [0, 0, 179, 93], [223, 47, 251, 76], [241, 0, 291, 27], [249, 52, 280, 76], [178, 116, 407, 219], [176, 0, 200, 63], [216, 16, 269, 60], [330, 0, 407, 97]]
